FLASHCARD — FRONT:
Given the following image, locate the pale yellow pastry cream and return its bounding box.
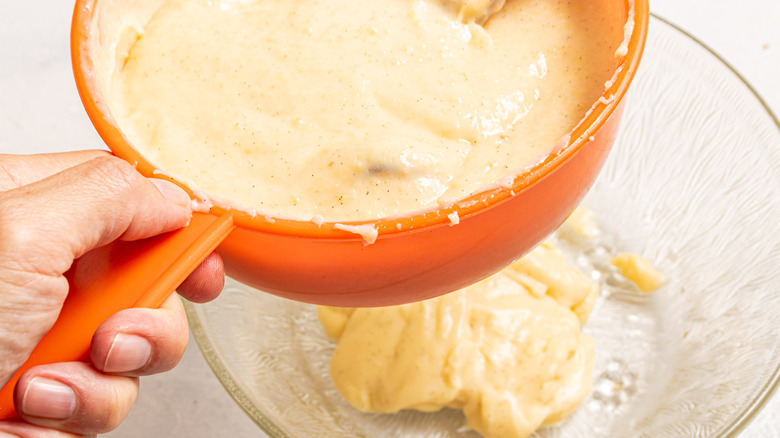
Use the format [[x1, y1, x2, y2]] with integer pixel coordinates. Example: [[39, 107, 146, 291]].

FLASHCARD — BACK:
[[318, 239, 599, 438], [112, 0, 622, 220], [611, 253, 665, 292]]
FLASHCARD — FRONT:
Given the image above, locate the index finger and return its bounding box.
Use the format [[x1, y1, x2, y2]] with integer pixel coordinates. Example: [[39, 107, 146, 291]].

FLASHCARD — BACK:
[[0, 150, 110, 192]]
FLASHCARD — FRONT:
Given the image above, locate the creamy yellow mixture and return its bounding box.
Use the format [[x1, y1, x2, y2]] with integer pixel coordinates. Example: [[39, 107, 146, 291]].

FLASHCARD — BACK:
[[612, 253, 666, 292], [319, 239, 599, 438], [318, 208, 665, 438], [112, 0, 621, 220]]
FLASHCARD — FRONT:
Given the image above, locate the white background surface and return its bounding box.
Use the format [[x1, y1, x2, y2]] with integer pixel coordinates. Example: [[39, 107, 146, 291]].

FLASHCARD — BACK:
[[0, 1, 777, 436]]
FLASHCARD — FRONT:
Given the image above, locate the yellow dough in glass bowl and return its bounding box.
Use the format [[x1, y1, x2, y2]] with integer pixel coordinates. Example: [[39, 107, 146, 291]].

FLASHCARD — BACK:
[[318, 240, 599, 438]]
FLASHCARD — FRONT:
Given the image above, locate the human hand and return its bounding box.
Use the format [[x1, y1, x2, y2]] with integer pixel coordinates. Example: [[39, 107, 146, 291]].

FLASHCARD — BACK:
[[0, 151, 225, 437]]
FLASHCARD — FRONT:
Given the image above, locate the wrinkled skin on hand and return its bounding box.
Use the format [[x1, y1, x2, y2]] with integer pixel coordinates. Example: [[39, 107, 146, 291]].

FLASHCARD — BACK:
[[0, 151, 225, 437]]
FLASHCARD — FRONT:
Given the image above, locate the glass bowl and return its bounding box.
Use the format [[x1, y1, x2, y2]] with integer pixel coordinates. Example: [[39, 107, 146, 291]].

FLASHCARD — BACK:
[[185, 15, 780, 438]]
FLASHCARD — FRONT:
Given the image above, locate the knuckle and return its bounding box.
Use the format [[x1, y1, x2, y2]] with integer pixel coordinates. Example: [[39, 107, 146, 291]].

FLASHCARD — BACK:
[[0, 205, 48, 269], [88, 156, 140, 195], [0, 196, 72, 277], [0, 203, 36, 249], [82, 157, 146, 228]]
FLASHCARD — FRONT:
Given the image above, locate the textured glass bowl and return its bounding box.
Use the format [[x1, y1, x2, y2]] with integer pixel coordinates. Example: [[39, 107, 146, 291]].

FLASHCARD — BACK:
[[185, 16, 780, 438]]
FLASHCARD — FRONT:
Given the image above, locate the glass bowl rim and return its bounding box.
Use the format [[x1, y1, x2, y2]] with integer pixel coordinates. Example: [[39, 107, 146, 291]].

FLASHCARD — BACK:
[[184, 12, 780, 438]]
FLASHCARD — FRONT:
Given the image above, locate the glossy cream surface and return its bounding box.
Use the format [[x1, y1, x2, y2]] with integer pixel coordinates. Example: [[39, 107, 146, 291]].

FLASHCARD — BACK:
[[112, 0, 621, 220], [318, 240, 599, 438]]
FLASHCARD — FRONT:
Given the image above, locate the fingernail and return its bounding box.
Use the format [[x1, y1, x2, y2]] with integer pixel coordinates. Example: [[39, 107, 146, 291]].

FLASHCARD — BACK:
[[103, 333, 152, 373], [149, 178, 191, 208], [22, 377, 76, 419]]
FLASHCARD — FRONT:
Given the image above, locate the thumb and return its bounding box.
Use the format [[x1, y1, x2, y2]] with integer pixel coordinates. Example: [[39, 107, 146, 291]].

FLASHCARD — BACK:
[[0, 155, 192, 385], [0, 155, 192, 275]]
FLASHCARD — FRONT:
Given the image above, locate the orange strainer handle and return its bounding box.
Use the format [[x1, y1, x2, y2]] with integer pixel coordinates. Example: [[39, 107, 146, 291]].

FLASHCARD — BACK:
[[0, 211, 235, 420]]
